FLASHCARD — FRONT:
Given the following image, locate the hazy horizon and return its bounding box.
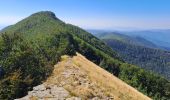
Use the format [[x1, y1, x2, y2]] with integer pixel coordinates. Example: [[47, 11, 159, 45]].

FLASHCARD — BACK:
[[1, 0, 170, 30]]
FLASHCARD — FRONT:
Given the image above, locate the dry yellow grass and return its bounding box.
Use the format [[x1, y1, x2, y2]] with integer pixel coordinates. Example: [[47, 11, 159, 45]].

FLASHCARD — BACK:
[[45, 52, 151, 100]]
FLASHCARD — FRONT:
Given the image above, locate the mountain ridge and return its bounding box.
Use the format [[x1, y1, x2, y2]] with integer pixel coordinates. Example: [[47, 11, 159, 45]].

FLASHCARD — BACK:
[[95, 32, 158, 49], [0, 11, 119, 60], [16, 53, 151, 100], [0, 11, 169, 100], [120, 30, 170, 50]]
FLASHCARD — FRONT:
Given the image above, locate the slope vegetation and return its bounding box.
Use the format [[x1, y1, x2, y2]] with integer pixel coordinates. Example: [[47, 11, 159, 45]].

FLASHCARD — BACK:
[[0, 11, 169, 100], [95, 32, 170, 80], [17, 53, 151, 100]]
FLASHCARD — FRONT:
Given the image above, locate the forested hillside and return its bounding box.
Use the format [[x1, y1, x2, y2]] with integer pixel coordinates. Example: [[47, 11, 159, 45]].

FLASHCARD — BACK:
[[96, 32, 170, 80], [121, 30, 170, 50], [0, 11, 169, 100], [95, 32, 158, 48]]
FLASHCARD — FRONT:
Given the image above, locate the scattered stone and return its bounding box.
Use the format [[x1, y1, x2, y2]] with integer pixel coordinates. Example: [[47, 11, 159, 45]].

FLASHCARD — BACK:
[[50, 86, 69, 98], [15, 56, 114, 100], [33, 84, 46, 91]]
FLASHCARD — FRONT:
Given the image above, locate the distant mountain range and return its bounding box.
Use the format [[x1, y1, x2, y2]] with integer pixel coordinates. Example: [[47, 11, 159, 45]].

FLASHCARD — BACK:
[[119, 30, 170, 50], [94, 32, 158, 49], [94, 32, 170, 80]]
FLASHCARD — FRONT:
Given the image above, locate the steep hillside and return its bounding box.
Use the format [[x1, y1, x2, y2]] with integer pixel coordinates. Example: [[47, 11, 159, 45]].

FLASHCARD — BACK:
[[0, 11, 169, 100], [16, 53, 151, 100], [1, 11, 118, 60], [95, 32, 170, 80]]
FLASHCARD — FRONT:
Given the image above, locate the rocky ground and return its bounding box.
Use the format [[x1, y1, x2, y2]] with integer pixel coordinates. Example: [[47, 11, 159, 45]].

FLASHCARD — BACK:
[[16, 53, 150, 100], [15, 55, 113, 100], [15, 84, 80, 100]]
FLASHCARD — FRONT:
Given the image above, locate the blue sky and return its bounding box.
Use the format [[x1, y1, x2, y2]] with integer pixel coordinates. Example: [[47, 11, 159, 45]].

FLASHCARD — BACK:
[[0, 0, 170, 30]]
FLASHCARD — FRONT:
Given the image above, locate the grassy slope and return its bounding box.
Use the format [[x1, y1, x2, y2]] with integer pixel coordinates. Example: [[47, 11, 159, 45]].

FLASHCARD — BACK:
[[43, 53, 151, 100]]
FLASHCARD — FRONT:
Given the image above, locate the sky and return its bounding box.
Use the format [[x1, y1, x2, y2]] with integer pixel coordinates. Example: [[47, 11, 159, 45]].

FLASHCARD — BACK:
[[0, 0, 170, 30]]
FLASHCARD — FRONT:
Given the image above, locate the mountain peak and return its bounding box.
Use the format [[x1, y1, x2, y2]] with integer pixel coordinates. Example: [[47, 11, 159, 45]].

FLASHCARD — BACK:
[[31, 11, 56, 17], [30, 11, 61, 21], [0, 11, 63, 32]]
